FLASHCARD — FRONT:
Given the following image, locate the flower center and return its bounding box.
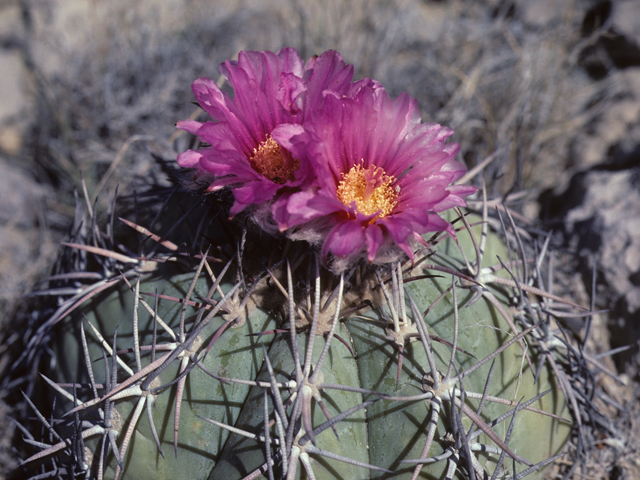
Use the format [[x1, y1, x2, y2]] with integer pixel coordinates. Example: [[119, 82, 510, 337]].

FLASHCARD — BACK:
[[336, 162, 399, 218], [249, 135, 300, 184]]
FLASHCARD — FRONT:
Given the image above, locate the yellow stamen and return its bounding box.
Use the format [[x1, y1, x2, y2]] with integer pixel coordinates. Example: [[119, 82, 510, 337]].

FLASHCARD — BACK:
[[249, 135, 300, 184], [336, 162, 399, 218]]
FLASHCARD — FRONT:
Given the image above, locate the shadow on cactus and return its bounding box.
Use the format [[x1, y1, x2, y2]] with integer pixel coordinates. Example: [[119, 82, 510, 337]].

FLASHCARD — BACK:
[[16, 189, 583, 480], [16, 48, 596, 480]]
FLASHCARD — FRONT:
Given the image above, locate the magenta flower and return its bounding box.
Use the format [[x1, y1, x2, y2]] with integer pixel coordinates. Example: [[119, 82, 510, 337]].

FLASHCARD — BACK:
[[273, 83, 477, 264], [176, 48, 354, 216]]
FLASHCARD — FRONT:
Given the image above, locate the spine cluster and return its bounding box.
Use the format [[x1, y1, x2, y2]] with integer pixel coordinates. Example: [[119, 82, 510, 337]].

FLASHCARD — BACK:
[[13, 48, 601, 480]]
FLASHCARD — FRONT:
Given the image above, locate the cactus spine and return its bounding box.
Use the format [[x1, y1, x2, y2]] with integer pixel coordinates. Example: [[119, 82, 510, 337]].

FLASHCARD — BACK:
[[20, 192, 573, 480], [17, 47, 584, 480]]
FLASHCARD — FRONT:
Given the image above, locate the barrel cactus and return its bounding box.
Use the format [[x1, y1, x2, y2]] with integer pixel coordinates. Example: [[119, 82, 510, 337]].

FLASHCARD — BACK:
[[19, 48, 582, 480]]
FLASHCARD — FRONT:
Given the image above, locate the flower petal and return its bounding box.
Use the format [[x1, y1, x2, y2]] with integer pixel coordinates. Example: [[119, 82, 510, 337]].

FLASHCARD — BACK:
[[277, 81, 474, 265], [364, 224, 385, 262], [176, 48, 357, 215], [177, 149, 203, 169], [302, 50, 353, 120], [230, 181, 281, 216], [272, 189, 343, 230], [175, 119, 203, 136], [322, 221, 365, 260]]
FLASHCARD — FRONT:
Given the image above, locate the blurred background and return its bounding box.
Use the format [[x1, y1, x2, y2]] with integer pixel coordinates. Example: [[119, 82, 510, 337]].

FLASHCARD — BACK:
[[1, 0, 639, 478]]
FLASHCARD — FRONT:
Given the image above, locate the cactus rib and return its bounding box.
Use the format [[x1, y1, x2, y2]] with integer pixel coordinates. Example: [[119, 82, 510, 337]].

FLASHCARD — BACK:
[[16, 185, 584, 480]]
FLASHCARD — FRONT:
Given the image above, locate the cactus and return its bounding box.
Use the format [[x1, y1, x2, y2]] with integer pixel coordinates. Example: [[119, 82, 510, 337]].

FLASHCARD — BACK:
[[17, 191, 577, 480], [16, 48, 586, 480]]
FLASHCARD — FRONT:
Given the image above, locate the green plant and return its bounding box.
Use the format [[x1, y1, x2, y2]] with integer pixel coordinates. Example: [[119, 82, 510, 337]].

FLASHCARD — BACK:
[[16, 46, 592, 480], [17, 186, 580, 480]]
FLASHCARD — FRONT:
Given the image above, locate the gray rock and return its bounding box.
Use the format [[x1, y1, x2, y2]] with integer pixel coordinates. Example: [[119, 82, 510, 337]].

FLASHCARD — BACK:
[[0, 158, 54, 312], [611, 0, 640, 50], [544, 165, 640, 369], [565, 168, 640, 314]]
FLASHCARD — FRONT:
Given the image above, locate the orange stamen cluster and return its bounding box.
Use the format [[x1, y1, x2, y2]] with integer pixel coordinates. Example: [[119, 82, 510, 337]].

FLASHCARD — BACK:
[[336, 162, 399, 218], [249, 135, 300, 184]]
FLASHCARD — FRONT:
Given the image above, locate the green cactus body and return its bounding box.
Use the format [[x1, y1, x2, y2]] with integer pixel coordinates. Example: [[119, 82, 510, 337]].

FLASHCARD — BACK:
[[42, 211, 570, 480], [52, 271, 277, 479], [348, 220, 569, 478], [211, 334, 370, 479]]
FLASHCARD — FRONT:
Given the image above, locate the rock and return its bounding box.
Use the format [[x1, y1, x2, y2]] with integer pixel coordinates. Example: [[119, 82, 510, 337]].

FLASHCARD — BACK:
[[0, 126, 22, 156], [565, 168, 640, 312], [0, 158, 54, 314], [610, 0, 640, 53], [521, 0, 570, 28], [541, 166, 640, 369], [570, 68, 640, 170], [578, 0, 640, 78], [0, 397, 16, 475]]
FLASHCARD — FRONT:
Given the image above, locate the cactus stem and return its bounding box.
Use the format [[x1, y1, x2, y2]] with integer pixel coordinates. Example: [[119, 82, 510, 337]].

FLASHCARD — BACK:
[[374, 284, 555, 471], [18, 177, 588, 480], [403, 388, 538, 479], [199, 257, 404, 479]]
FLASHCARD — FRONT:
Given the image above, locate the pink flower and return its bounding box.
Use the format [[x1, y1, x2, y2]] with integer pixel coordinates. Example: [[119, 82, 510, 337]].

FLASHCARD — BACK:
[[176, 48, 354, 216], [273, 83, 476, 264]]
